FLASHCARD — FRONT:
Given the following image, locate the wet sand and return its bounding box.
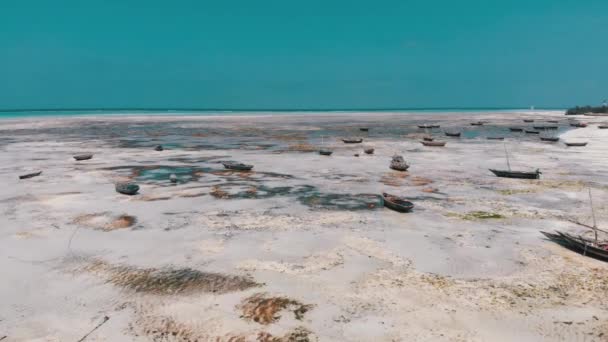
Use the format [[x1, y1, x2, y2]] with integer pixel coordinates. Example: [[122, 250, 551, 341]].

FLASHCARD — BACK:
[[1, 111, 607, 341]]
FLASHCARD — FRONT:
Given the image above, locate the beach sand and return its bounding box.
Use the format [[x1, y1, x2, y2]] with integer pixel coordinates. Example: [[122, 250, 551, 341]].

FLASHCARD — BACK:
[[0, 111, 607, 341]]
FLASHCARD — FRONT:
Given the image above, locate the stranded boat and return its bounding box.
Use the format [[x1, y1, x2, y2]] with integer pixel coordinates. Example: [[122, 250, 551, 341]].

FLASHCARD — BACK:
[[115, 182, 140, 195], [19, 171, 42, 180], [382, 193, 414, 213], [73, 154, 93, 161], [222, 161, 254, 171], [421, 141, 446, 147], [342, 138, 363, 144]]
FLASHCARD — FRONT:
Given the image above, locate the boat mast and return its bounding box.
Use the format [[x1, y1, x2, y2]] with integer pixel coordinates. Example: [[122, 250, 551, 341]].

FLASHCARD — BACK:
[[503, 142, 511, 171], [589, 188, 598, 244]]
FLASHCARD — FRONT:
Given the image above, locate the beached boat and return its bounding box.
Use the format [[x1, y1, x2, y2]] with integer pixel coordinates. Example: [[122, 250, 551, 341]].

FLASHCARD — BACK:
[[525, 130, 540, 134], [342, 138, 363, 144], [509, 127, 523, 132], [598, 125, 608, 129], [359, 128, 369, 132], [423, 136, 434, 141], [547, 120, 559, 124], [489, 169, 541, 179], [445, 131, 461, 137], [541, 231, 608, 262], [470, 121, 484, 126], [540, 136, 559, 142], [570, 122, 588, 128], [222, 161, 254, 171], [390, 155, 409, 171], [319, 149, 333, 156], [565, 142, 588, 147], [19, 171, 42, 180], [364, 148, 374, 154], [533, 125, 558, 130], [154, 145, 164, 151], [73, 154, 93, 161], [115, 182, 140, 195], [486, 137, 504, 140], [382, 193, 414, 213], [421, 141, 446, 147], [523, 119, 534, 123], [418, 124, 440, 129]]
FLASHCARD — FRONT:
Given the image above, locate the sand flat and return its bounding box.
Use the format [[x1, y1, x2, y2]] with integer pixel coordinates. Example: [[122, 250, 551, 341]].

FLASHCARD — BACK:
[[0, 111, 607, 341]]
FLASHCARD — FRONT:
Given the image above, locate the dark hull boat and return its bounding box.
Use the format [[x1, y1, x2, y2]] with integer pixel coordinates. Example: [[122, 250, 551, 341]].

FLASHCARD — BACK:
[[319, 149, 333, 156], [382, 193, 414, 213], [73, 154, 93, 161], [421, 141, 446, 147], [364, 148, 374, 154], [565, 142, 588, 147], [222, 161, 254, 171], [570, 122, 588, 128], [445, 131, 461, 137], [470, 122, 484, 126], [525, 130, 540, 134], [540, 137, 559, 142], [115, 182, 140, 195], [19, 171, 42, 180], [489, 169, 541, 179], [541, 231, 608, 262], [418, 124, 440, 129], [523, 119, 534, 123], [509, 128, 523, 132], [154, 145, 164, 151], [359, 128, 369, 132], [599, 125, 608, 129], [423, 136, 434, 141], [342, 138, 363, 144], [533, 126, 558, 130], [486, 137, 504, 140], [547, 120, 559, 123]]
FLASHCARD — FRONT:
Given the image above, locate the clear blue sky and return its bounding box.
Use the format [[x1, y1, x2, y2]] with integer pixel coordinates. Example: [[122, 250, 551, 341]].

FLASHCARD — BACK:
[[1, 0, 606, 110]]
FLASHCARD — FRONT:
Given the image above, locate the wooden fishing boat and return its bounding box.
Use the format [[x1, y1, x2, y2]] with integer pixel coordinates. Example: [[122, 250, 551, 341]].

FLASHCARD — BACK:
[[115, 182, 140, 195], [364, 148, 374, 154], [533, 125, 558, 130], [486, 137, 504, 140], [390, 155, 409, 171], [570, 122, 588, 128], [509, 127, 523, 132], [565, 142, 588, 147], [342, 138, 363, 144], [541, 231, 608, 261], [423, 136, 434, 141], [421, 141, 446, 147], [382, 193, 414, 213], [540, 136, 559, 142], [470, 121, 484, 126], [525, 130, 540, 134], [319, 149, 333, 156], [547, 120, 559, 123], [154, 145, 164, 151], [598, 125, 608, 129], [19, 171, 42, 180], [73, 154, 93, 161], [418, 124, 440, 129], [222, 161, 254, 171], [359, 128, 369, 132], [445, 131, 461, 137], [489, 169, 541, 179], [523, 119, 534, 123]]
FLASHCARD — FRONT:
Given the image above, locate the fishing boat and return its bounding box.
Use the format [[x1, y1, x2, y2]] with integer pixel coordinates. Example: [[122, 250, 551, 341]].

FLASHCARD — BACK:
[[423, 136, 434, 141], [570, 122, 588, 128], [389, 155, 409, 171], [222, 161, 254, 171], [418, 124, 440, 129], [540, 136, 559, 142], [421, 141, 446, 147], [486, 137, 504, 140], [19, 171, 42, 180], [489, 143, 541, 179], [509, 127, 523, 132], [319, 149, 333, 156], [359, 128, 369, 132], [565, 142, 588, 147], [533, 125, 558, 130], [523, 119, 534, 123], [342, 138, 363, 144], [364, 148, 374, 154], [547, 120, 559, 124], [541, 231, 608, 261], [115, 182, 140, 195], [470, 121, 484, 126], [73, 154, 93, 161], [154, 145, 164, 151], [445, 131, 461, 137], [382, 193, 414, 213], [525, 130, 540, 134], [598, 125, 608, 129]]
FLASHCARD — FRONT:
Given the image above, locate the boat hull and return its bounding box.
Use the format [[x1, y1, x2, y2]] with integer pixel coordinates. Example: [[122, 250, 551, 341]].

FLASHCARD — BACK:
[[382, 193, 414, 213], [489, 169, 540, 179]]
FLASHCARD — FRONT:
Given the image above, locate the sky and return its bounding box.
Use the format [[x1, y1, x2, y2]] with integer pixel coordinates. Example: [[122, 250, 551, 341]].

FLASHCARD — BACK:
[[1, 0, 606, 110]]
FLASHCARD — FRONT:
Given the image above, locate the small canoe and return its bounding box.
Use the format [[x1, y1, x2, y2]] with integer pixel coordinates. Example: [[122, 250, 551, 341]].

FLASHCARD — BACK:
[[565, 142, 588, 147], [359, 128, 369, 132], [525, 130, 540, 134], [115, 182, 140, 195], [547, 120, 559, 123], [523, 119, 534, 123], [534, 126, 558, 130], [154, 145, 164, 151], [342, 138, 363, 144], [19, 171, 42, 180], [382, 193, 414, 213], [364, 148, 374, 154], [222, 161, 254, 171], [74, 154, 93, 161], [319, 149, 333, 156], [418, 124, 440, 129], [598, 125, 608, 129], [509, 127, 523, 132], [540, 136, 559, 142], [489, 169, 541, 179], [423, 136, 434, 141], [486, 137, 504, 140], [354, 153, 360, 157], [541, 231, 608, 262], [470, 122, 484, 126], [445, 131, 461, 137], [570, 122, 588, 128], [421, 141, 446, 147]]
